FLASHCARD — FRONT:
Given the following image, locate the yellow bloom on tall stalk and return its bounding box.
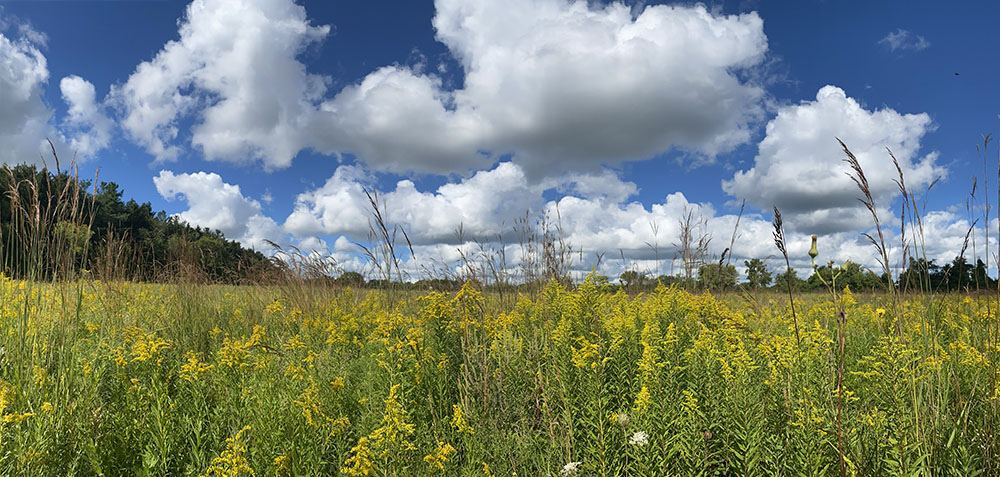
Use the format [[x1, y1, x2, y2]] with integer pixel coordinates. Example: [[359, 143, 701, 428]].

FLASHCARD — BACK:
[[272, 452, 291, 476], [201, 425, 254, 477], [423, 441, 457, 472], [571, 335, 607, 370], [129, 330, 171, 364], [32, 365, 47, 388], [369, 384, 416, 451], [451, 404, 475, 435], [283, 334, 306, 351], [342, 436, 375, 476], [265, 300, 284, 315], [179, 351, 213, 382], [681, 390, 699, 415], [294, 377, 323, 428], [3, 412, 34, 424], [633, 386, 652, 415], [451, 280, 485, 331], [112, 347, 128, 368], [636, 318, 663, 386]]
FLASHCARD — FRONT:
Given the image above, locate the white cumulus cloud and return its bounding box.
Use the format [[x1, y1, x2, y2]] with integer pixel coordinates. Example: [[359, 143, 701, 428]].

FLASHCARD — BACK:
[[724, 85, 944, 234], [282, 158, 990, 281], [284, 162, 542, 245], [319, 0, 768, 177], [112, 0, 768, 178], [0, 26, 50, 166], [113, 0, 331, 167], [60, 75, 113, 159], [153, 170, 283, 251]]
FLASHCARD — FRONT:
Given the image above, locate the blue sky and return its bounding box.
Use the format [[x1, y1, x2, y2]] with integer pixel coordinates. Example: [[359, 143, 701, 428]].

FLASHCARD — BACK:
[[0, 0, 997, 279]]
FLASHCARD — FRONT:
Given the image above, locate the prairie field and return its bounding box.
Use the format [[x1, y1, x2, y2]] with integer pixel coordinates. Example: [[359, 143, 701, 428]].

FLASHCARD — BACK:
[[1, 274, 998, 476]]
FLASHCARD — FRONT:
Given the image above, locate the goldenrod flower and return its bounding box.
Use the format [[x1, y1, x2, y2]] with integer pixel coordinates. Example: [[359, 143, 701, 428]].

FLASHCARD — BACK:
[[423, 441, 456, 472], [451, 404, 475, 435]]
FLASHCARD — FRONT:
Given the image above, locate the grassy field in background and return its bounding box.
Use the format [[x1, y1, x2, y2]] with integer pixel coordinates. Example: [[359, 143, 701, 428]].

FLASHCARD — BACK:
[[0, 275, 997, 476]]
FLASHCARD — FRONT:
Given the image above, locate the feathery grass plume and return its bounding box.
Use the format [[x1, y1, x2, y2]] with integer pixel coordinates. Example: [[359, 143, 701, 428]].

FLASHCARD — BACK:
[[772, 206, 801, 348], [840, 139, 895, 289]]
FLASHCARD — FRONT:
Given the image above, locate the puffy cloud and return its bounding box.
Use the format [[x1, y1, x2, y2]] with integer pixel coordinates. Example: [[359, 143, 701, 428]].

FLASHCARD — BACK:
[[112, 0, 330, 167], [284, 161, 767, 278], [285, 162, 542, 244], [0, 26, 50, 166], [1, 22, 112, 164], [283, 159, 997, 281], [282, 164, 374, 240], [153, 170, 283, 250], [879, 29, 930, 53], [317, 66, 485, 174], [112, 0, 767, 177], [320, 0, 768, 177], [60, 75, 113, 158], [723, 85, 944, 234]]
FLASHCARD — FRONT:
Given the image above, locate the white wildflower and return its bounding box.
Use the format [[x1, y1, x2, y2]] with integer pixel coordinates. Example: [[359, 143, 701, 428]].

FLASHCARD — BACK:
[[615, 412, 630, 427], [629, 431, 649, 447], [560, 461, 582, 475]]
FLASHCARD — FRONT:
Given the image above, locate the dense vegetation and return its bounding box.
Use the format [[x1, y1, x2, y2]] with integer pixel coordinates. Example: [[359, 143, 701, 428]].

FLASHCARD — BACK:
[[610, 255, 997, 295], [2, 276, 998, 476], [0, 164, 274, 283], [1, 139, 999, 475]]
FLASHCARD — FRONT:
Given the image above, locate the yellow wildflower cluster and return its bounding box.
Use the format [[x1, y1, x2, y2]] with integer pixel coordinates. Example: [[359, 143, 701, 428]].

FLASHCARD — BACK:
[[423, 441, 457, 472], [201, 425, 254, 477]]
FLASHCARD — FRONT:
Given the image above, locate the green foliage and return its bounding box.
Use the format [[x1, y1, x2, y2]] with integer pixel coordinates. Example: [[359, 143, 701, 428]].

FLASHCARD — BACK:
[[806, 261, 883, 291], [0, 164, 274, 282], [898, 256, 997, 292], [772, 267, 804, 291], [744, 258, 771, 288], [0, 277, 996, 475], [698, 263, 738, 290], [619, 270, 647, 289]]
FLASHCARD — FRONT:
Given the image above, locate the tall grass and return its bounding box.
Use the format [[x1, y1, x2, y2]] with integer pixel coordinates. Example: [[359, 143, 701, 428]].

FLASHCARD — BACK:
[[0, 143, 999, 476]]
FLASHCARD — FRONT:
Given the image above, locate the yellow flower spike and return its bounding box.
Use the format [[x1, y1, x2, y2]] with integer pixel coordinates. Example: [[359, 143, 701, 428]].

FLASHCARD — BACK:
[[283, 334, 306, 351], [3, 412, 34, 423], [273, 452, 291, 476], [32, 366, 47, 388], [633, 386, 652, 415], [451, 404, 475, 435], [423, 441, 457, 472], [342, 436, 375, 476], [201, 425, 254, 477], [179, 351, 213, 382]]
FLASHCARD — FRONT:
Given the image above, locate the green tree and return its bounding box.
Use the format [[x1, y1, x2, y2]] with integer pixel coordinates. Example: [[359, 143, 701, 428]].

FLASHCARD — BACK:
[[744, 258, 772, 289], [0, 163, 276, 282], [619, 270, 647, 289], [698, 263, 738, 290], [897, 257, 941, 292], [336, 271, 365, 287], [807, 261, 882, 291], [773, 268, 803, 291]]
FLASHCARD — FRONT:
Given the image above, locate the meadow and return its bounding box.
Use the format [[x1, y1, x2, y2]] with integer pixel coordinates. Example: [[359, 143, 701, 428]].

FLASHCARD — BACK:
[[1, 273, 997, 476]]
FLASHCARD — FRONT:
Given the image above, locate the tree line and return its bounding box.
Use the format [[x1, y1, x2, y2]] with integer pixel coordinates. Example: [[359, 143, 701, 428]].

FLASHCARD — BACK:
[[0, 164, 275, 283], [614, 256, 997, 294]]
